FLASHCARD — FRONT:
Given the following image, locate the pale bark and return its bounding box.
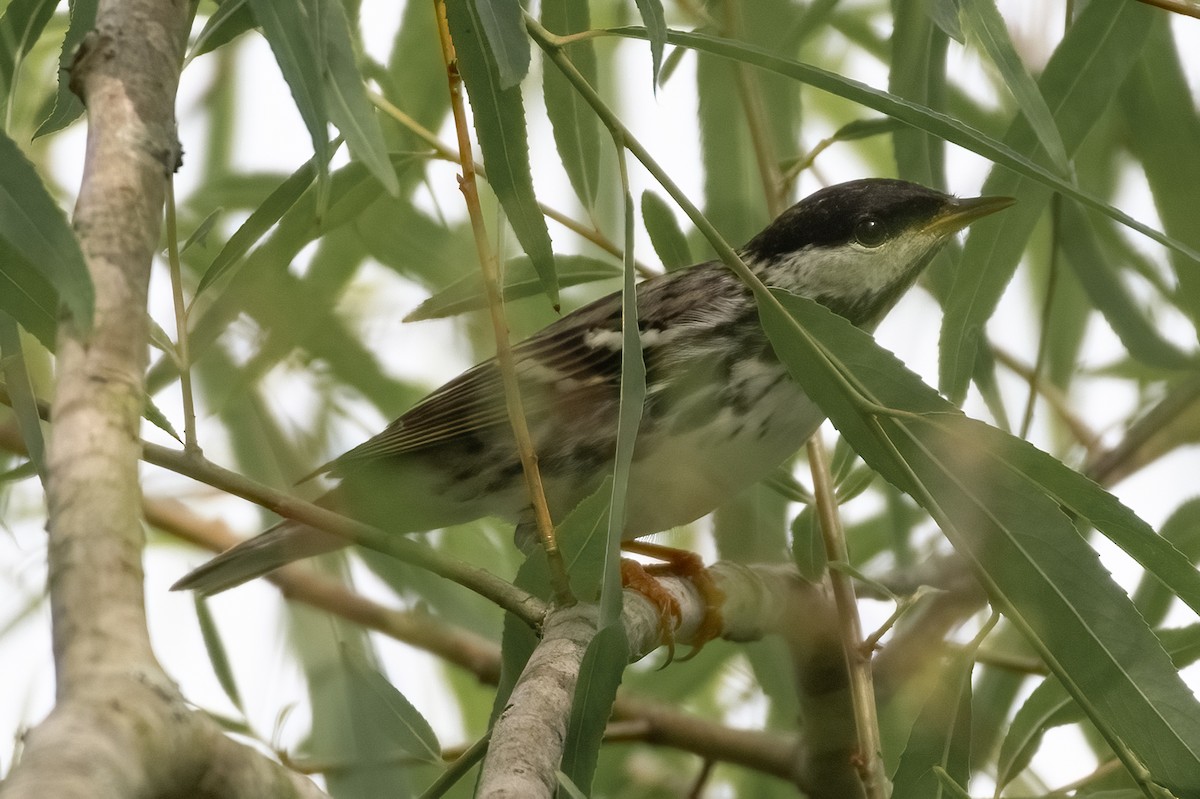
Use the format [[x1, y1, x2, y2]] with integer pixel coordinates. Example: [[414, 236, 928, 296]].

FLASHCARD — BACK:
[[0, 2, 324, 796]]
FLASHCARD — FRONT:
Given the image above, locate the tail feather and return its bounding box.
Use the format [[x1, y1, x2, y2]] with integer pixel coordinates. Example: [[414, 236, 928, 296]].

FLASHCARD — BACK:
[[171, 520, 344, 596]]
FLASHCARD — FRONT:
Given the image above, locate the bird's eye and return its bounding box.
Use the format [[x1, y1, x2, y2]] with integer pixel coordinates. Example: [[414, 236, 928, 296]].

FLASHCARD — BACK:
[[854, 217, 887, 248]]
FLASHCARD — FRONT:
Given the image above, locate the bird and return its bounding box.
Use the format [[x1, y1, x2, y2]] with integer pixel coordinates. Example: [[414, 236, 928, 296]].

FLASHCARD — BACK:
[[172, 179, 1013, 596]]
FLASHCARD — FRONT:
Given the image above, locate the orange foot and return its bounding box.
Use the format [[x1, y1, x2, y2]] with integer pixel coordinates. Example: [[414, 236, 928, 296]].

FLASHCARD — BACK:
[[620, 541, 725, 662]]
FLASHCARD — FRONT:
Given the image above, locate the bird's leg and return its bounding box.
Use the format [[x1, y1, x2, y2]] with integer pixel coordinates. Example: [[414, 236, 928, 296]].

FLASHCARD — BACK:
[[620, 541, 725, 661]]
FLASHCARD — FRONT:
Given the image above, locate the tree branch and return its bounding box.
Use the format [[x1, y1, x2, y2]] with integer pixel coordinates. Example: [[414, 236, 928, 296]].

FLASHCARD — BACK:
[[0, 3, 323, 797]]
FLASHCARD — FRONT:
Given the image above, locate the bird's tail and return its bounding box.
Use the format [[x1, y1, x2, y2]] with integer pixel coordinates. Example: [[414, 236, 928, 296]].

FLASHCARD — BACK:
[[170, 519, 344, 596]]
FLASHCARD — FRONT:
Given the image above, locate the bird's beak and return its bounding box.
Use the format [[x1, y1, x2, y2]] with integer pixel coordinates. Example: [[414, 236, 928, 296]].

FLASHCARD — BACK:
[[924, 194, 1015, 237]]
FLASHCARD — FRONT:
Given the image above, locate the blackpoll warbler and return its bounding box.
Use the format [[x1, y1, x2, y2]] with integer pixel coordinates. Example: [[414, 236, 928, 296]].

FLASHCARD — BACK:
[[173, 179, 1012, 595]]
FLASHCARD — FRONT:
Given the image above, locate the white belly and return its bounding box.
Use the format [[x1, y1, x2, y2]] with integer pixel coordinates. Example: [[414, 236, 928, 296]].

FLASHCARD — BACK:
[[621, 375, 822, 536]]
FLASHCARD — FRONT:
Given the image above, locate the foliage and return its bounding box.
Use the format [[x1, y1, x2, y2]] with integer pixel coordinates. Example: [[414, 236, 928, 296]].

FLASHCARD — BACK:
[[1, 0, 1199, 797]]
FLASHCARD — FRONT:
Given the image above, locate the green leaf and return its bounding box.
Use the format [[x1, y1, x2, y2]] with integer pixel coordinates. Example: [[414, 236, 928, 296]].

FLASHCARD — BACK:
[[187, 0, 254, 62], [0, 315, 46, 482], [0, 0, 58, 114], [319, 0, 400, 197], [196, 156, 319, 295], [758, 289, 1200, 793], [1118, 18, 1200, 328], [541, 0, 601, 207], [891, 648, 974, 798], [930, 768, 972, 799], [471, 0, 529, 89], [445, 0, 558, 308], [1058, 203, 1193, 371], [560, 624, 629, 794], [246, 0, 330, 184], [340, 647, 442, 764], [938, 0, 1156, 402], [790, 507, 827, 582], [0, 236, 57, 350], [890, 0, 948, 187], [34, 0, 95, 138], [633, 0, 666, 86], [403, 254, 619, 322], [601, 178, 645, 627], [640, 191, 691, 271], [180, 208, 222, 255], [0, 129, 93, 332], [1133, 500, 1200, 627], [193, 596, 244, 713], [954, 0, 1069, 173], [997, 625, 1200, 792], [141, 394, 182, 444], [609, 24, 1200, 269]]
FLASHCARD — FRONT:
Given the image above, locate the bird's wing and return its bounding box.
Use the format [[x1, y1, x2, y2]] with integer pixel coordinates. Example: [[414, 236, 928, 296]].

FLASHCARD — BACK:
[[313, 262, 741, 475]]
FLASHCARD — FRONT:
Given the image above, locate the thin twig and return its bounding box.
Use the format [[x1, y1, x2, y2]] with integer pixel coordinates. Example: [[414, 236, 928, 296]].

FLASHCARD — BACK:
[[164, 176, 200, 455], [991, 345, 1100, 455], [1019, 194, 1061, 440], [368, 90, 658, 278], [434, 0, 573, 608], [1135, 0, 1200, 19], [808, 431, 887, 799]]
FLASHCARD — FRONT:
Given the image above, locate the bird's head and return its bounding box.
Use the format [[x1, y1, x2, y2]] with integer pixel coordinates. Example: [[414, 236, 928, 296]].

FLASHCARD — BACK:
[[743, 179, 1014, 328]]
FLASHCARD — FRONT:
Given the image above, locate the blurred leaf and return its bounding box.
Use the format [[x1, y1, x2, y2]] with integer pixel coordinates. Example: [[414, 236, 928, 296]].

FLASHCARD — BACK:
[[601, 179, 645, 626], [559, 477, 613, 604], [0, 0, 58, 114], [615, 25, 1200, 269], [930, 768, 972, 799], [633, 0, 665, 86], [1118, 18, 1200, 328], [937, 0, 1156, 402], [445, 0, 558, 308], [759, 289, 1200, 793], [196, 154, 318, 295], [471, 0, 529, 89], [955, 0, 1068, 173], [193, 596, 244, 713], [928, 0, 963, 42], [0, 129, 92, 332], [33, 0, 95, 138], [541, 0, 601, 207], [560, 623, 628, 794], [0, 236, 57, 349], [790, 507, 827, 582], [188, 0, 254, 62], [0, 315, 46, 481], [890, 0, 948, 188], [891, 647, 974, 798], [341, 647, 442, 763], [997, 625, 1200, 793], [555, 771, 588, 799], [180, 208, 222, 255], [142, 395, 182, 443], [640, 191, 691, 270], [1133, 499, 1200, 627], [246, 0, 330, 189], [320, 0, 400, 197], [1059, 204, 1193, 371], [995, 674, 1077, 792], [404, 254, 619, 322]]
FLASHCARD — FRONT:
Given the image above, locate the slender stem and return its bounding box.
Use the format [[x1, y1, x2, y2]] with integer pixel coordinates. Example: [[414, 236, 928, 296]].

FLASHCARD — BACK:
[[719, 0, 785, 217], [1019, 194, 1061, 440], [368, 90, 657, 278], [435, 0, 573, 608], [1134, 0, 1200, 20], [991, 344, 1098, 454], [808, 431, 887, 799], [164, 177, 200, 454]]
